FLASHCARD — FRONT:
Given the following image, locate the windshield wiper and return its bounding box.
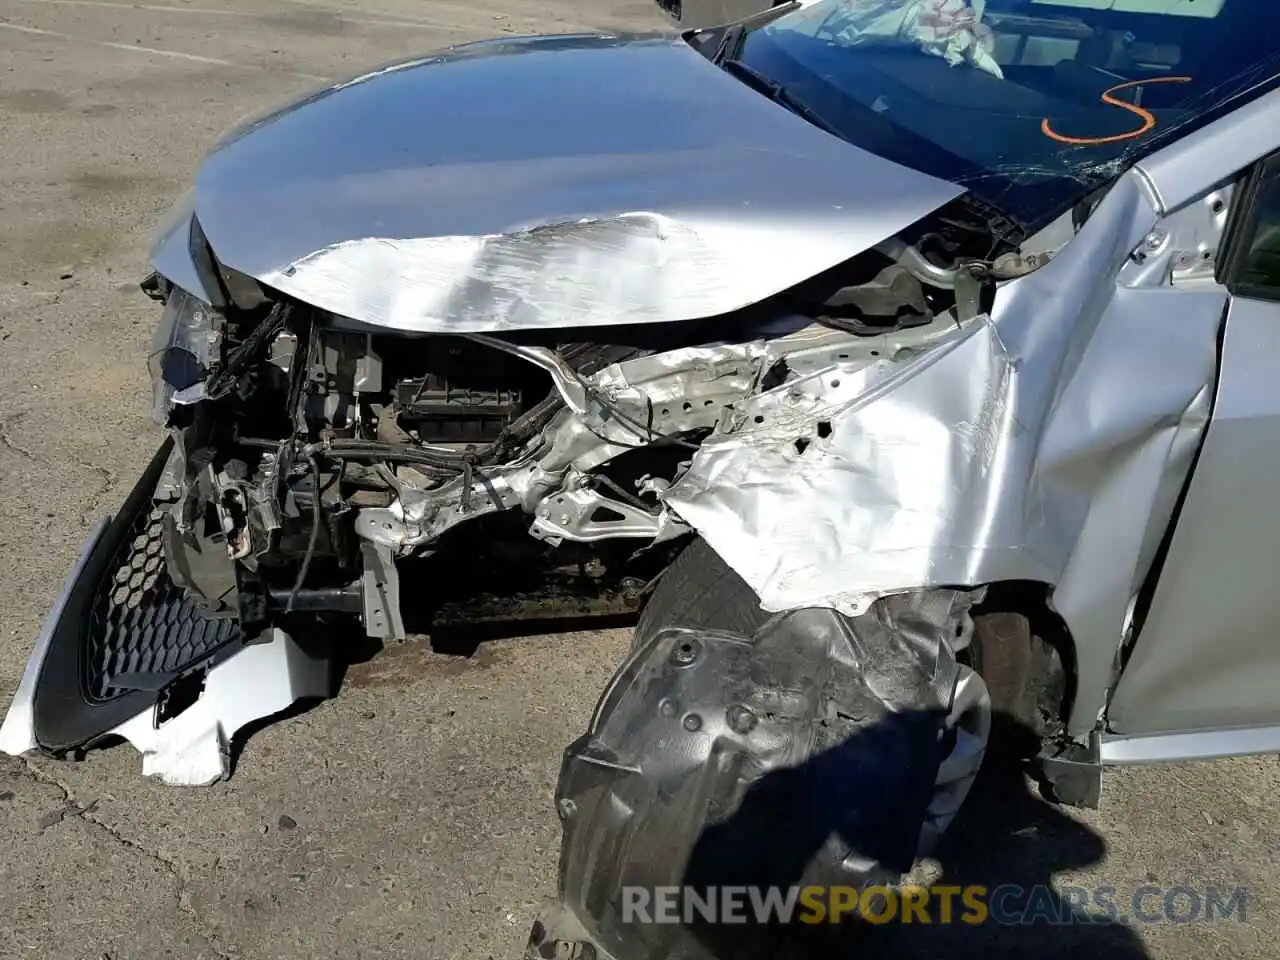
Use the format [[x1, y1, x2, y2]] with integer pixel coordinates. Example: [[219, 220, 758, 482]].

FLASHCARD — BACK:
[[712, 24, 747, 65], [721, 58, 842, 138]]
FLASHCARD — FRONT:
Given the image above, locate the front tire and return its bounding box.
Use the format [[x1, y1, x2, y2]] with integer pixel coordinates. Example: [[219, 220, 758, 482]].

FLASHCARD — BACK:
[[634, 537, 770, 645]]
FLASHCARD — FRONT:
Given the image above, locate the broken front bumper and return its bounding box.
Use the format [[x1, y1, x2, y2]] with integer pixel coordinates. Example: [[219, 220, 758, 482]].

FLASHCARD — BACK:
[[0, 440, 329, 785]]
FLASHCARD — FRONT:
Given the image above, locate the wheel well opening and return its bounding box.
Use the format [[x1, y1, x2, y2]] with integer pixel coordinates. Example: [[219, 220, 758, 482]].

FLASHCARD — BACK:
[[971, 581, 1076, 751]]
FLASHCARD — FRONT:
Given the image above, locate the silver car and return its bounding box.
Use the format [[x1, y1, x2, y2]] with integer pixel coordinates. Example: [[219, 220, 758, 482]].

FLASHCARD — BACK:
[[4, 0, 1280, 955]]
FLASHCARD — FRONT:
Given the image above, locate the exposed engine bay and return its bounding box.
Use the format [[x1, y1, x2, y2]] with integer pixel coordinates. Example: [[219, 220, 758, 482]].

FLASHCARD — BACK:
[[6, 7, 1277, 954], [145, 207, 1017, 657]]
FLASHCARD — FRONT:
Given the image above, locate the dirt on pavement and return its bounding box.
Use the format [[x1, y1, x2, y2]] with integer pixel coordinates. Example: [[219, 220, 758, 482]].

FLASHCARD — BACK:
[[0, 2, 1275, 957]]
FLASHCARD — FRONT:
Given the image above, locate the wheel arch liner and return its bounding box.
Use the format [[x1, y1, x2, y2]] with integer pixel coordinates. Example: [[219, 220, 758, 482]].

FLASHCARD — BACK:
[[551, 593, 978, 959]]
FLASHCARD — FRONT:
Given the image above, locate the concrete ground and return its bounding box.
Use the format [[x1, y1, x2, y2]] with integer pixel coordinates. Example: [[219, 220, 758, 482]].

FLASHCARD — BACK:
[[0, 1, 1275, 957]]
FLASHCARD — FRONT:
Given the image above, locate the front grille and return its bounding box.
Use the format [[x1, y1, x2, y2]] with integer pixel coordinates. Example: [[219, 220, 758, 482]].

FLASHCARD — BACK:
[[86, 505, 242, 701]]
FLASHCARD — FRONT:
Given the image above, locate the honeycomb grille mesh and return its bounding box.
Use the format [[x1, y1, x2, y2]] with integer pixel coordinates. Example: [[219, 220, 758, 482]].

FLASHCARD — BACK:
[[86, 506, 242, 701]]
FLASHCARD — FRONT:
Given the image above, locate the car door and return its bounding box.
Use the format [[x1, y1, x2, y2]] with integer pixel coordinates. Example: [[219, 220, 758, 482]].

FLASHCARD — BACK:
[[1105, 152, 1280, 759]]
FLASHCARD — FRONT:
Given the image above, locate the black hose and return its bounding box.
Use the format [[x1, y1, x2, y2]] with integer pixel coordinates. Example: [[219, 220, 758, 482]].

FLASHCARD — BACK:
[[206, 303, 290, 400], [300, 439, 467, 476], [583, 384, 701, 450], [478, 392, 563, 465], [285, 455, 323, 613], [593, 475, 656, 513]]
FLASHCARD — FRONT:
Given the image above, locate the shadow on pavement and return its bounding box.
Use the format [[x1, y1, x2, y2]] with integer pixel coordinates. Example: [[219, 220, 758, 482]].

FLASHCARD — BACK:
[[861, 757, 1150, 959], [678, 713, 1150, 960]]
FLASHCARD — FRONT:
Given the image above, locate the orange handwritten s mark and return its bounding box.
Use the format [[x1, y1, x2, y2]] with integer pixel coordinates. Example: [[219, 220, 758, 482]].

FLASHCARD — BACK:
[[1041, 76, 1193, 147]]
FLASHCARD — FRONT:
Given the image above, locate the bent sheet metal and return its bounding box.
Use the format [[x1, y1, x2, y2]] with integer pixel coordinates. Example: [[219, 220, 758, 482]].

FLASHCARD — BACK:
[[664, 169, 1223, 735]]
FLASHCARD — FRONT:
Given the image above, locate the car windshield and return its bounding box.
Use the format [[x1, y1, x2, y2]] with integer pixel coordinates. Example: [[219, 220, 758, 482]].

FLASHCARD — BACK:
[[738, 0, 1280, 230]]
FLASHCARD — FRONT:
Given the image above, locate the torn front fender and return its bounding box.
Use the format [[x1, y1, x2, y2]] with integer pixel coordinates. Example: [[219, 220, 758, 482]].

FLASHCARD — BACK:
[[665, 168, 1224, 737]]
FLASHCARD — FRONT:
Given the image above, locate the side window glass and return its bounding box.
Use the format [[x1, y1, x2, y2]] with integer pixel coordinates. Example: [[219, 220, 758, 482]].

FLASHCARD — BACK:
[[1222, 156, 1280, 300]]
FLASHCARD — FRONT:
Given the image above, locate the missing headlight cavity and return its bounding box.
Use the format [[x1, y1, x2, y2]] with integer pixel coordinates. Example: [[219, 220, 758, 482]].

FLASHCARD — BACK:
[[157, 669, 207, 725]]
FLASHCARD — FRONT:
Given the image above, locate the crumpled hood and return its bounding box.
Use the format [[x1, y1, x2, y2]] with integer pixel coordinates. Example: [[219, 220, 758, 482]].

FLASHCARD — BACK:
[[181, 33, 964, 332]]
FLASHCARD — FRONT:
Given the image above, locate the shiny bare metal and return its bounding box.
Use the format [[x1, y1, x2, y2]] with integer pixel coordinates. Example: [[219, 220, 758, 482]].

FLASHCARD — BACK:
[[7, 1, 1280, 840], [665, 168, 1223, 738]]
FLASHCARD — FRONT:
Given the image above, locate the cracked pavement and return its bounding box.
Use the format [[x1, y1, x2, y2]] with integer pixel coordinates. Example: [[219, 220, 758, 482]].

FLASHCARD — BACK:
[[6, 754, 231, 958], [0, 1, 1277, 958]]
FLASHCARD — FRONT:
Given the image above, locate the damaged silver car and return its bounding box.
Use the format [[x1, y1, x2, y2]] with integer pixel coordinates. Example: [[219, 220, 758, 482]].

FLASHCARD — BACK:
[[6, 0, 1280, 954]]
